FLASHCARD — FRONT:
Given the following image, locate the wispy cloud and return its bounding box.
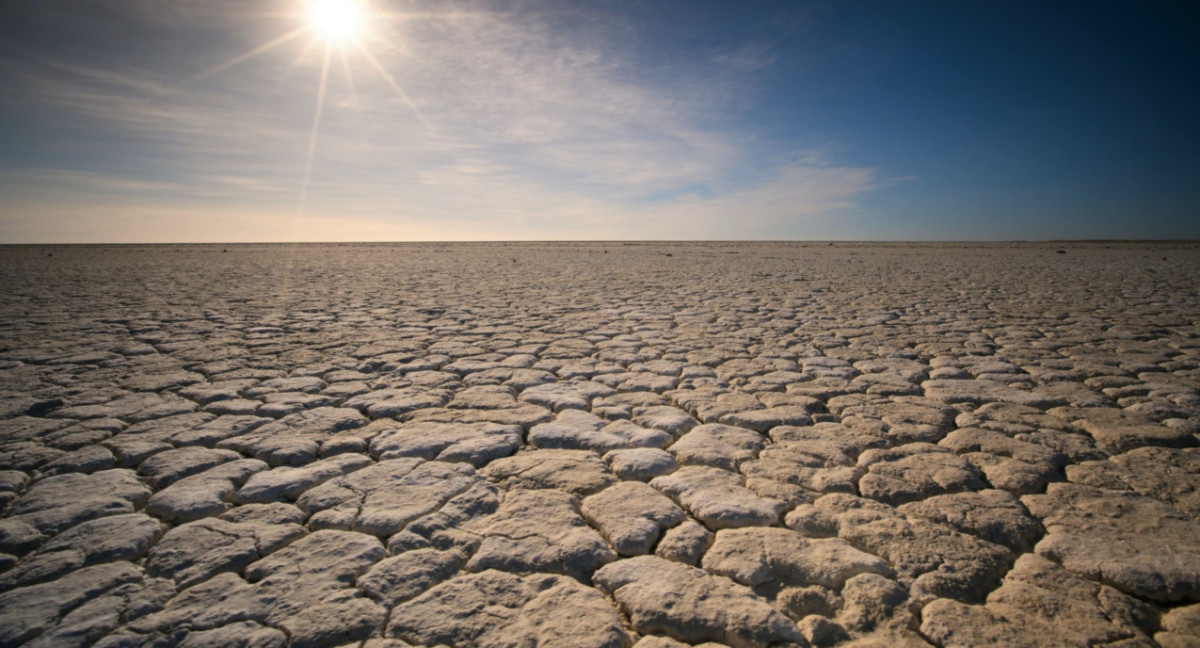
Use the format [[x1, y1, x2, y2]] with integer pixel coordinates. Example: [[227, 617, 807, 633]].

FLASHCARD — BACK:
[[713, 42, 778, 72], [0, 1, 885, 242]]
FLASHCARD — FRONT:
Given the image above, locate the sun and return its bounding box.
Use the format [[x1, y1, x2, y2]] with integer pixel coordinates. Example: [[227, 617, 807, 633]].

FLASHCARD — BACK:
[[307, 0, 364, 42]]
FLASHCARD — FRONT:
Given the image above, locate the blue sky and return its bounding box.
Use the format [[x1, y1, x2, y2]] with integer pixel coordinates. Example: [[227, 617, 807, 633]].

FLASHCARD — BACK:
[[0, 0, 1196, 242]]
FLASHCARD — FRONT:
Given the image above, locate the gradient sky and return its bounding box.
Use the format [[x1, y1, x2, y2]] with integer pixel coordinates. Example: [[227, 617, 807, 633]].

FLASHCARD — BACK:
[[0, 0, 1197, 242]]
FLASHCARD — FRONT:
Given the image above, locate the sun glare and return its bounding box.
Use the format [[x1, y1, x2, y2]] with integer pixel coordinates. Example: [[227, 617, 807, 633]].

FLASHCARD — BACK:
[[308, 0, 363, 42], [194, 0, 424, 221]]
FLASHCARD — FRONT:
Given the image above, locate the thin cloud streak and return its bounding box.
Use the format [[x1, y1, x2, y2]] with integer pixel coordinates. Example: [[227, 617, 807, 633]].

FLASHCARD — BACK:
[[188, 27, 309, 83]]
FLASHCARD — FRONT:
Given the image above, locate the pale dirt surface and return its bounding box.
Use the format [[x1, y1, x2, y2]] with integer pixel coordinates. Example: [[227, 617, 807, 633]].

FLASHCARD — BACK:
[[0, 241, 1198, 648]]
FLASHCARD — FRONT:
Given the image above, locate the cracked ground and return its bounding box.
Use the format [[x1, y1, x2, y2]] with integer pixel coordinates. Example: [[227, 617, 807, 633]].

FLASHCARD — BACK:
[[1, 241, 1199, 648]]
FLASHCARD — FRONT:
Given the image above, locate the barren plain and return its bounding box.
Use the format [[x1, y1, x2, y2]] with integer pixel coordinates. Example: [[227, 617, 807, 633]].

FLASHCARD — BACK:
[[1, 241, 1198, 648]]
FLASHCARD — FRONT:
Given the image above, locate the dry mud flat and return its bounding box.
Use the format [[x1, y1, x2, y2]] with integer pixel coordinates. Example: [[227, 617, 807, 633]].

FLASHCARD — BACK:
[[0, 241, 1199, 648]]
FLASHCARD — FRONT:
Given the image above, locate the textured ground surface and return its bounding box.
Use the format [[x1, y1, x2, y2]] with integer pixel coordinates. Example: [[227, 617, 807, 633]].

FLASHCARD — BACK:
[[1, 241, 1199, 648]]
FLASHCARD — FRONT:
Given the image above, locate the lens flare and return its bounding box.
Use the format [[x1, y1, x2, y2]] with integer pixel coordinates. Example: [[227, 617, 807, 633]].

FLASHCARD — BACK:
[[189, 0, 428, 224]]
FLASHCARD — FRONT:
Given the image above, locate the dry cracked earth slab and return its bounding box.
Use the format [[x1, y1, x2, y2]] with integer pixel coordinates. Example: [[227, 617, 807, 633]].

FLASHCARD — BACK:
[[1, 241, 1199, 648]]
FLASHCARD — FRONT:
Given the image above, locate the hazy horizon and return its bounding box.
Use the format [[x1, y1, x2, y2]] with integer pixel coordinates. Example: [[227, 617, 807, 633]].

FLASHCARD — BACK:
[[6, 239, 1200, 248], [2, 1, 1197, 243]]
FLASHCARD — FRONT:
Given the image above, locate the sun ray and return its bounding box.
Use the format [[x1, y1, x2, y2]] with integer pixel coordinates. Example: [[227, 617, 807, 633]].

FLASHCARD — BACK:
[[297, 45, 333, 217], [353, 40, 430, 131], [188, 27, 308, 83], [268, 34, 323, 98]]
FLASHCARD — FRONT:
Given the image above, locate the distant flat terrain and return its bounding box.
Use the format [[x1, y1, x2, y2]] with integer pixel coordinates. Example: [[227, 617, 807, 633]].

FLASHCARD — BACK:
[[1, 241, 1198, 647]]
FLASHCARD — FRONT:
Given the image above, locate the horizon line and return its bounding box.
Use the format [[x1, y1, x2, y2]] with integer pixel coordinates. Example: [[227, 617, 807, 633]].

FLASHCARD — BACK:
[[3, 239, 1200, 246]]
